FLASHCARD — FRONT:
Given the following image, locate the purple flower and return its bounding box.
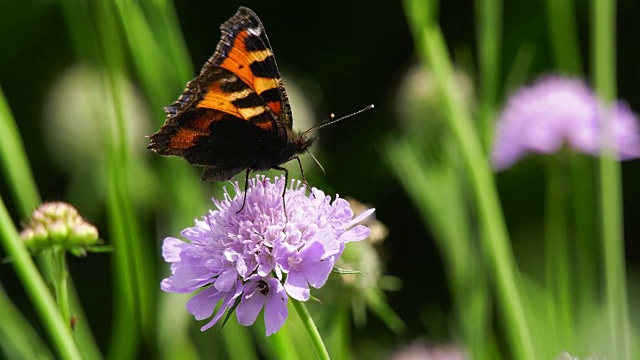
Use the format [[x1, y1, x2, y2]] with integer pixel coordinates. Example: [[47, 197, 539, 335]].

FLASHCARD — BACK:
[[491, 75, 640, 170], [273, 228, 341, 301], [161, 175, 374, 335], [237, 276, 287, 336]]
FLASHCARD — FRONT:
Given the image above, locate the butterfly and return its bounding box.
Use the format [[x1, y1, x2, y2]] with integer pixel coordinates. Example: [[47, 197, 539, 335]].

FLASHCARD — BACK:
[[148, 7, 372, 209]]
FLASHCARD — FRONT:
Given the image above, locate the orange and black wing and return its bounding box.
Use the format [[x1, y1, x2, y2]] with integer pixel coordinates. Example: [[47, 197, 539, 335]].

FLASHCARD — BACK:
[[148, 7, 293, 181], [212, 6, 293, 130]]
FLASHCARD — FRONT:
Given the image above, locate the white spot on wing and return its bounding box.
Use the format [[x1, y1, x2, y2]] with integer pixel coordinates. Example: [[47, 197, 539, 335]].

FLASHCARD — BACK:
[[238, 106, 266, 119], [221, 75, 238, 84], [248, 27, 262, 36]]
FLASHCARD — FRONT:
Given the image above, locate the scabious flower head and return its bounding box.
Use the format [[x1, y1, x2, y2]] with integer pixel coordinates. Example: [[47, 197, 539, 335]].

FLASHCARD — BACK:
[[20, 202, 100, 256], [161, 175, 374, 335], [491, 75, 640, 170]]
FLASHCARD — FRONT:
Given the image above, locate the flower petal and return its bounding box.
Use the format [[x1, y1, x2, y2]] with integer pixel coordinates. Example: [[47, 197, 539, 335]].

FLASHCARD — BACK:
[[339, 225, 371, 243], [264, 279, 288, 336], [302, 258, 335, 289], [162, 237, 185, 262], [205, 282, 243, 330], [347, 208, 375, 228], [186, 287, 223, 321], [236, 281, 265, 326], [284, 271, 310, 301]]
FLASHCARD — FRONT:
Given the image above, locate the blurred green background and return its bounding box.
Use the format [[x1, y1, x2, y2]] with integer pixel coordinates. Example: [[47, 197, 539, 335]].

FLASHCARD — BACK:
[[1, 0, 640, 358]]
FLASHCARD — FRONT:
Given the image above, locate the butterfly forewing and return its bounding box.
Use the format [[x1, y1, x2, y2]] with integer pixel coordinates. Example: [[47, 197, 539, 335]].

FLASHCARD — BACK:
[[216, 7, 293, 128], [148, 7, 311, 183]]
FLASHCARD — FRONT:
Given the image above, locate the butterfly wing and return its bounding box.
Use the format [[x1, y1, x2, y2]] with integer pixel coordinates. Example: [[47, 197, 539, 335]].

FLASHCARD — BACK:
[[148, 7, 294, 180], [149, 105, 279, 181], [213, 7, 293, 130]]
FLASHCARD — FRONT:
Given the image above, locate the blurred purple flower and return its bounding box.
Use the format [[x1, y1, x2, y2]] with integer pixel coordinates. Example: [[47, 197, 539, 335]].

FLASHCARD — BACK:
[[491, 75, 640, 170], [161, 175, 373, 335]]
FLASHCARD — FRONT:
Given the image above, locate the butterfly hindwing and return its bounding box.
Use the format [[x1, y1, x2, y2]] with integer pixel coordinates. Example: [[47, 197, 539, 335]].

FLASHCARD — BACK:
[[150, 106, 285, 181]]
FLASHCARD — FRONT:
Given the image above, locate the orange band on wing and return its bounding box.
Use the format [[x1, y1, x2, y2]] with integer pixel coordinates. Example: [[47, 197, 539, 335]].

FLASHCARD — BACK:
[[266, 99, 281, 115], [167, 109, 227, 150], [169, 129, 202, 150], [196, 81, 244, 117], [220, 31, 255, 86], [219, 30, 280, 100]]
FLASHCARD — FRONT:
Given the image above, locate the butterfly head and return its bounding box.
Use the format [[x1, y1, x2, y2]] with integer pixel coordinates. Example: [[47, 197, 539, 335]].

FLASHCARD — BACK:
[[289, 130, 317, 157]]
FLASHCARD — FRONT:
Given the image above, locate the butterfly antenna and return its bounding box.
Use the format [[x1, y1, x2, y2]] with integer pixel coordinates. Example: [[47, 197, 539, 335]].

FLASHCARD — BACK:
[[306, 150, 325, 176], [302, 104, 374, 136]]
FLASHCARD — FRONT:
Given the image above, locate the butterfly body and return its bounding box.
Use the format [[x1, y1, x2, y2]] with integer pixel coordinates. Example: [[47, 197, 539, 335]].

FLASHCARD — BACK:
[[148, 7, 314, 181]]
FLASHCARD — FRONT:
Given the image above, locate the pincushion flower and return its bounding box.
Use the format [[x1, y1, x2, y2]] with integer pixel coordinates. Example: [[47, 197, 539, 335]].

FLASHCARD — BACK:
[[19, 202, 101, 256], [491, 75, 640, 170], [161, 175, 374, 335]]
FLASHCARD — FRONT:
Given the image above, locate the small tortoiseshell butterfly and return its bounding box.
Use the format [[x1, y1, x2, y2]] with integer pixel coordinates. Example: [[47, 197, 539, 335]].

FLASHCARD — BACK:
[[148, 7, 372, 203]]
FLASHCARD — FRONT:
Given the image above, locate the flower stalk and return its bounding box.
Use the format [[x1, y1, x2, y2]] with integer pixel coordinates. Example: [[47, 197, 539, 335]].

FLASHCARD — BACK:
[[291, 299, 330, 360], [592, 0, 632, 357], [0, 199, 81, 360]]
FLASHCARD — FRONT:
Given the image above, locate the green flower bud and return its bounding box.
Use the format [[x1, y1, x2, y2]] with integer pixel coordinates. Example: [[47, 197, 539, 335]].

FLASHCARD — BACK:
[[20, 202, 100, 254]]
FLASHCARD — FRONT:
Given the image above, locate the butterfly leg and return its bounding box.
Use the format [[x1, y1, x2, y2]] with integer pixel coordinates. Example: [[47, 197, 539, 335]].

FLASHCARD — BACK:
[[295, 156, 315, 198], [237, 168, 252, 214]]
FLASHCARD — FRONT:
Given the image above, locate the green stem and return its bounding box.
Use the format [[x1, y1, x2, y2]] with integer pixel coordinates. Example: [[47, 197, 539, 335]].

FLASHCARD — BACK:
[[591, 0, 631, 358], [291, 299, 330, 360], [544, 0, 583, 74], [569, 155, 597, 313], [0, 283, 54, 359], [543, 155, 572, 348], [385, 140, 492, 358], [51, 248, 71, 330], [0, 87, 41, 218], [403, 1, 536, 358], [475, 0, 502, 149], [0, 198, 81, 360], [93, 1, 154, 357]]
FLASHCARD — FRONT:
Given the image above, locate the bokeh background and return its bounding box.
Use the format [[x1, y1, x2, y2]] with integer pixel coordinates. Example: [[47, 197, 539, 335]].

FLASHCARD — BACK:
[[1, 0, 639, 359]]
